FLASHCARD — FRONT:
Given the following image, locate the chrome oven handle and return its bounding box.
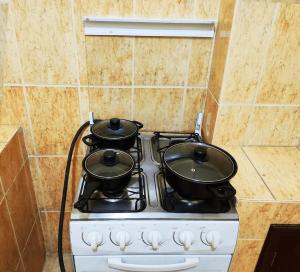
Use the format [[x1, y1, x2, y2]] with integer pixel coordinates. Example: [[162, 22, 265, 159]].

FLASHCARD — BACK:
[[107, 257, 199, 271]]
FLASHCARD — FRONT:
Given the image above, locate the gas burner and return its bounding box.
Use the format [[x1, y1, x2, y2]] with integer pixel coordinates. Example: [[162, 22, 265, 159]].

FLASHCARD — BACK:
[[74, 134, 146, 213], [156, 173, 231, 213], [151, 132, 234, 213]]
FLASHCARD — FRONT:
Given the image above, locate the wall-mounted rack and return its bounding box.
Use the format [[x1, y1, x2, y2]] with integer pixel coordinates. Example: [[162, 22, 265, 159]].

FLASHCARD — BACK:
[[83, 17, 216, 38]]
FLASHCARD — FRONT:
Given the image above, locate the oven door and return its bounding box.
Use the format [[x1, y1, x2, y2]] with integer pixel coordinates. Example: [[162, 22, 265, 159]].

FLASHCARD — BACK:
[[74, 255, 232, 272]]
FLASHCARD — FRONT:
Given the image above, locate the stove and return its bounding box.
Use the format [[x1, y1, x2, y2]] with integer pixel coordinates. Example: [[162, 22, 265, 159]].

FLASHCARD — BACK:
[[70, 132, 239, 272]]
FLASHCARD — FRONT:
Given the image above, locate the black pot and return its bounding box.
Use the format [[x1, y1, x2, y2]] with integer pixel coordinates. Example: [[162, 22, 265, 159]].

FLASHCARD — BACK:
[[74, 149, 135, 210], [82, 118, 143, 150], [163, 142, 237, 200]]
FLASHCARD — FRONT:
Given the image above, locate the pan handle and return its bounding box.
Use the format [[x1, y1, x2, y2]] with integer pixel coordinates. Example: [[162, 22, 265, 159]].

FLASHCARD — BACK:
[[82, 134, 99, 146], [209, 183, 236, 200], [133, 120, 144, 130]]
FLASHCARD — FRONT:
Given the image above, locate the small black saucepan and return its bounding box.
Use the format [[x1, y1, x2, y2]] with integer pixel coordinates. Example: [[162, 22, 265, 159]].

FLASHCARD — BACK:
[[163, 142, 238, 200], [74, 148, 135, 209], [82, 118, 143, 150]]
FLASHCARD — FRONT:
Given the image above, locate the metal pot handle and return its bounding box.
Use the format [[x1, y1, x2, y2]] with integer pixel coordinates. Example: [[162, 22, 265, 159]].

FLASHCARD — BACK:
[[209, 183, 236, 200], [82, 134, 99, 146], [133, 120, 144, 130]]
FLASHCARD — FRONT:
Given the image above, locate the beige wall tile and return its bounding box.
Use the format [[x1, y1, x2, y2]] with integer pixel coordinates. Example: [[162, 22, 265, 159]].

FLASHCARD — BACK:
[[202, 91, 218, 143], [88, 88, 132, 120], [43, 211, 71, 253], [237, 201, 279, 239], [218, 0, 236, 32], [3, 3, 22, 84], [26, 87, 81, 155], [194, 0, 220, 18], [188, 39, 212, 86], [135, 0, 194, 18], [0, 132, 24, 193], [28, 157, 44, 209], [0, 125, 18, 143], [0, 199, 21, 271], [212, 105, 252, 145], [22, 220, 45, 272], [221, 0, 276, 103], [0, 87, 34, 154], [133, 88, 183, 131], [256, 4, 300, 104], [208, 35, 230, 102], [23, 160, 38, 215], [75, 0, 133, 85], [245, 106, 300, 146], [273, 203, 300, 224], [182, 88, 206, 132], [222, 147, 274, 200], [85, 37, 133, 85], [243, 147, 300, 201], [134, 38, 189, 86], [6, 165, 36, 251], [37, 156, 82, 211], [229, 239, 263, 272], [12, 0, 77, 84]]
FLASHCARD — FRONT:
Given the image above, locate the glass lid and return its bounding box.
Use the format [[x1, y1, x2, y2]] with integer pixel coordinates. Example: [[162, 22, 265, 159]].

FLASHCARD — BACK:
[[163, 142, 236, 183], [91, 118, 138, 140], [84, 149, 135, 179]]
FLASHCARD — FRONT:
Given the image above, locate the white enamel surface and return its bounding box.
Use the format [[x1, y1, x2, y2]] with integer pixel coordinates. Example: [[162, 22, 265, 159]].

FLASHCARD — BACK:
[[74, 255, 231, 272], [70, 220, 238, 255]]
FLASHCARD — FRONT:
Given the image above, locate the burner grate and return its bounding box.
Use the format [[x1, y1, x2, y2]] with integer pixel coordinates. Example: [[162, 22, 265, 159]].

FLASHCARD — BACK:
[[75, 135, 146, 213], [153, 132, 231, 213]]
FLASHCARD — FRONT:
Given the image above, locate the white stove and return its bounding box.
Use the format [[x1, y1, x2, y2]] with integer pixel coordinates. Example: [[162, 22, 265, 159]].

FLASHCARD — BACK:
[[70, 133, 239, 272]]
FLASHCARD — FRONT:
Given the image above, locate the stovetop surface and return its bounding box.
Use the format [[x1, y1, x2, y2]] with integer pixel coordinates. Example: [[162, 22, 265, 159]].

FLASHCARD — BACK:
[[71, 133, 238, 221]]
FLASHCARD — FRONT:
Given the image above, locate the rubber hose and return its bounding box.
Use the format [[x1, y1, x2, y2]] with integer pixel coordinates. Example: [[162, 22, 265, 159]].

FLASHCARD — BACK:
[[58, 121, 90, 271]]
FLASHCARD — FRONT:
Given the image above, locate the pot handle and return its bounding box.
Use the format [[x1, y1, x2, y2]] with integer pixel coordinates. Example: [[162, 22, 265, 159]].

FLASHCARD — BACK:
[[133, 120, 144, 130], [209, 183, 236, 200], [82, 134, 99, 146]]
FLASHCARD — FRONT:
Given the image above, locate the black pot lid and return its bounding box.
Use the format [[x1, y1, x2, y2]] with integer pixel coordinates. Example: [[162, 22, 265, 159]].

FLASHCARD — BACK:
[[163, 142, 237, 183], [91, 118, 138, 140], [83, 149, 135, 179]]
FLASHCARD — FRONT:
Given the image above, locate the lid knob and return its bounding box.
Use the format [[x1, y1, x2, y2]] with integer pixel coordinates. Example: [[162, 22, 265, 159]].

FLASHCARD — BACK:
[[194, 147, 207, 162], [103, 150, 117, 166], [110, 118, 121, 130]]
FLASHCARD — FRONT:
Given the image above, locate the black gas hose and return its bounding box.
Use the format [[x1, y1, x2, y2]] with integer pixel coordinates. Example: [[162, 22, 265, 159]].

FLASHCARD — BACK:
[[58, 121, 90, 271]]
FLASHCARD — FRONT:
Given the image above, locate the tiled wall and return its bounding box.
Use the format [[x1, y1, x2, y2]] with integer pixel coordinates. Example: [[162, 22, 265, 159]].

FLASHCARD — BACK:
[[1, 0, 221, 253], [204, 0, 300, 146], [0, 127, 45, 272], [0, 1, 8, 98]]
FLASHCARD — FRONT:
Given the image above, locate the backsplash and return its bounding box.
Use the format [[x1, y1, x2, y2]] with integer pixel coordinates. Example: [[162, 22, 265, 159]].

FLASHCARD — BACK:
[[0, 1, 8, 98], [203, 0, 300, 146], [0, 0, 220, 253]]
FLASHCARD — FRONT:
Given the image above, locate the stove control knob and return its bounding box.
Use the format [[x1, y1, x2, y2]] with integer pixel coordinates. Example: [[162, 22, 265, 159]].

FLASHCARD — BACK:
[[84, 232, 103, 251], [114, 231, 131, 251], [203, 231, 221, 250], [147, 231, 162, 250], [179, 231, 194, 250]]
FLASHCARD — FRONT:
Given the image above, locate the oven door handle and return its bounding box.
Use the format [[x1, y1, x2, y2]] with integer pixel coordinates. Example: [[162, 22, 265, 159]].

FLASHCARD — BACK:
[[107, 257, 199, 271]]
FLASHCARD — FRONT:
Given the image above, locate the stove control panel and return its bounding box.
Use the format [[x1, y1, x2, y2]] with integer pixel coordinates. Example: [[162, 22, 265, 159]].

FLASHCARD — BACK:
[[70, 220, 239, 255]]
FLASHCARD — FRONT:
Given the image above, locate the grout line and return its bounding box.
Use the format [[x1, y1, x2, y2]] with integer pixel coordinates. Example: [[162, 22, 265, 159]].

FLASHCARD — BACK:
[[217, 102, 300, 108], [9, 0, 38, 156], [131, 36, 135, 120], [241, 147, 277, 201], [4, 196, 25, 270], [28, 154, 84, 158], [5, 156, 28, 196], [243, 3, 280, 145], [21, 210, 39, 255], [70, 0, 85, 125], [218, 0, 239, 104], [208, 89, 220, 106], [39, 209, 52, 253], [4, 83, 208, 89]]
